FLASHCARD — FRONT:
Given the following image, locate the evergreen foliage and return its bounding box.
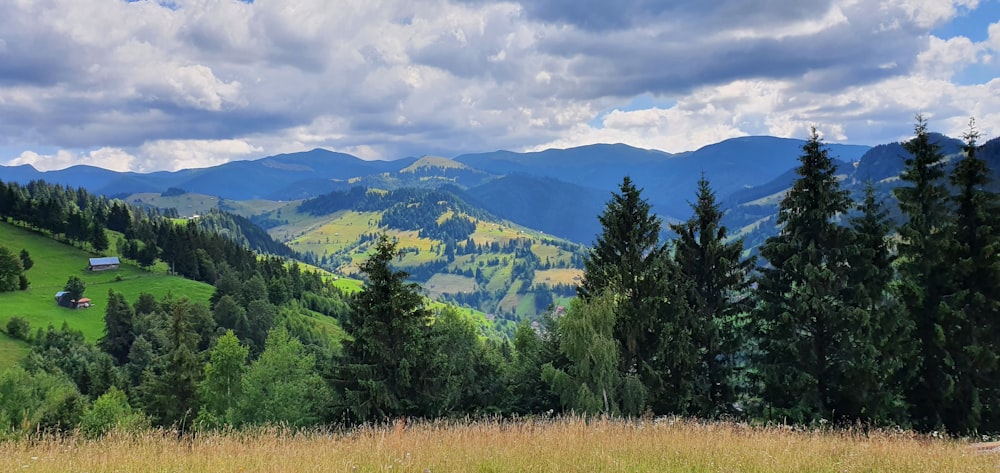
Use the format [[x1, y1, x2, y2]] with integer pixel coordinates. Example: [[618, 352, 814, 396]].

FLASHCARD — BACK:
[[842, 183, 912, 425], [670, 176, 754, 417], [942, 120, 1000, 432], [63, 276, 86, 301], [579, 178, 669, 405], [99, 290, 136, 365], [754, 129, 857, 423], [0, 245, 24, 292], [894, 116, 958, 431], [339, 234, 433, 421]]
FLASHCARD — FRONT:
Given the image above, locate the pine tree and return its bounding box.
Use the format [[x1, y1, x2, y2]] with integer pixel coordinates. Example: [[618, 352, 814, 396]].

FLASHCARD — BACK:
[[18, 249, 33, 271], [754, 128, 854, 423], [841, 183, 913, 424], [139, 299, 202, 428], [670, 175, 754, 417], [894, 115, 956, 431], [99, 290, 135, 365], [63, 276, 86, 301], [0, 245, 23, 292], [944, 120, 1000, 432], [578, 177, 690, 413], [338, 234, 432, 422], [91, 222, 110, 252]]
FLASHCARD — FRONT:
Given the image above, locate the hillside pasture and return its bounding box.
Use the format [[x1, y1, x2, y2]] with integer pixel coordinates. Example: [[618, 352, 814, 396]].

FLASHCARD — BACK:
[[425, 274, 476, 297], [533, 268, 583, 286], [0, 222, 214, 344], [125, 192, 221, 218]]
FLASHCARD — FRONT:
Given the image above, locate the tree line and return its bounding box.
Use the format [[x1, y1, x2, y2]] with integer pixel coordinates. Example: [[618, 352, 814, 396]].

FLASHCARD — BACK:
[[553, 117, 998, 434]]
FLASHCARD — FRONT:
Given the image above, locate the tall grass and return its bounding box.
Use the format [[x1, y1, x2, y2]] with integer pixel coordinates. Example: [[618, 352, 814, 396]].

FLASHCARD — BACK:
[[1, 417, 994, 472]]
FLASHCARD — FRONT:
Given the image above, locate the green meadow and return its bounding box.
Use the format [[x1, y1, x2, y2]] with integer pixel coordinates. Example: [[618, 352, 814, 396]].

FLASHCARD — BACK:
[[0, 222, 214, 366]]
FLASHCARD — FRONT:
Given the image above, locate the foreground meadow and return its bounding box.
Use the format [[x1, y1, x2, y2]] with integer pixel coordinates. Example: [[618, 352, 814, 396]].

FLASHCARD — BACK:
[[2, 418, 997, 472]]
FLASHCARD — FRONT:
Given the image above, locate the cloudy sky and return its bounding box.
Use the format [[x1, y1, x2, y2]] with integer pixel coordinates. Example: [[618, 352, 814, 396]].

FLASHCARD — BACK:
[[1, 0, 998, 172]]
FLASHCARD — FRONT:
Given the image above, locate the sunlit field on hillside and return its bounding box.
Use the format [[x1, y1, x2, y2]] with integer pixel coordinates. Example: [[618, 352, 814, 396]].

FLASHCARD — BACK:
[[0, 223, 214, 342], [1, 418, 996, 473]]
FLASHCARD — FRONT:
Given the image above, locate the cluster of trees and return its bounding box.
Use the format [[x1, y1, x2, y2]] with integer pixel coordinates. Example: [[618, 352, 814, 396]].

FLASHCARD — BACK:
[[543, 117, 999, 434], [0, 246, 31, 291]]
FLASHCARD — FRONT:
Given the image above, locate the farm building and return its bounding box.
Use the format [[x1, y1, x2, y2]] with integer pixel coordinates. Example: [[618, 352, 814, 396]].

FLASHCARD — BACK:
[[88, 256, 120, 271], [55, 292, 90, 309]]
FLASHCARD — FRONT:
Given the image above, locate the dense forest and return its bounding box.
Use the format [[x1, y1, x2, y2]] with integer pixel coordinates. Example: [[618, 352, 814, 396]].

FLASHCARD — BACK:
[[0, 116, 998, 437]]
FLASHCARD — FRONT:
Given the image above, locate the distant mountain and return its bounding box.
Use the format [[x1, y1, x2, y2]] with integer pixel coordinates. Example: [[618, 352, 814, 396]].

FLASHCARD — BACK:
[[0, 149, 417, 200], [461, 174, 610, 244], [639, 136, 870, 220], [851, 133, 965, 184], [454, 143, 670, 192]]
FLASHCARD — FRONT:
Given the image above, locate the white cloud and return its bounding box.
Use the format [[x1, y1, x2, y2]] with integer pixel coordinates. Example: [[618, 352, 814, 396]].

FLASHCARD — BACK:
[[0, 0, 996, 171], [7, 148, 137, 172], [136, 139, 262, 172], [883, 0, 980, 28]]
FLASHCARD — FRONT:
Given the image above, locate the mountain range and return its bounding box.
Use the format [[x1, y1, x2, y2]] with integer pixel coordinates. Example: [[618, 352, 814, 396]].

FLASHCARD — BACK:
[[2, 133, 997, 249], [6, 133, 998, 320]]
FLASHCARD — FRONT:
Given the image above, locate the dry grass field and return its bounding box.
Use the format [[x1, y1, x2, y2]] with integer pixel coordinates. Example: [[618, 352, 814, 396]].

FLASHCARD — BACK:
[[1, 418, 996, 472]]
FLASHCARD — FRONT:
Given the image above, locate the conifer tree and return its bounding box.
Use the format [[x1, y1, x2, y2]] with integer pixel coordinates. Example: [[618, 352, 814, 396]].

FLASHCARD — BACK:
[[91, 222, 110, 252], [339, 234, 432, 422], [670, 176, 754, 417], [894, 115, 956, 431], [139, 300, 202, 428], [578, 176, 692, 414], [0, 245, 23, 292], [841, 183, 912, 424], [754, 128, 854, 423], [579, 176, 666, 374], [944, 120, 1000, 432], [99, 290, 135, 365]]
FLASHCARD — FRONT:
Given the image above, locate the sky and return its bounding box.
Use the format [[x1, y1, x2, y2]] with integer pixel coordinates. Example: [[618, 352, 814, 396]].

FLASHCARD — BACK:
[[0, 0, 998, 172]]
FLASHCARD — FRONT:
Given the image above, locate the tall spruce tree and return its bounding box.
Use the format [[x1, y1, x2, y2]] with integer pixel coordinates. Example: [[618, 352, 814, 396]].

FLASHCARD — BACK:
[[842, 183, 912, 424], [754, 128, 854, 423], [894, 115, 956, 431], [339, 234, 432, 422], [578, 176, 693, 414], [944, 120, 1000, 432], [670, 176, 754, 417], [99, 290, 135, 365], [138, 299, 202, 428]]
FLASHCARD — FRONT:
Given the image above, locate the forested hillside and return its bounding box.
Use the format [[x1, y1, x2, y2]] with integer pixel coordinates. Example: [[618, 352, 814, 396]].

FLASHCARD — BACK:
[[264, 186, 587, 325]]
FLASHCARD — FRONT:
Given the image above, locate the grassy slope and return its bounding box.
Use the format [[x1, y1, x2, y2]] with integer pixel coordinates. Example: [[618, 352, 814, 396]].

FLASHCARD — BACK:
[[124, 193, 289, 218], [0, 222, 214, 359]]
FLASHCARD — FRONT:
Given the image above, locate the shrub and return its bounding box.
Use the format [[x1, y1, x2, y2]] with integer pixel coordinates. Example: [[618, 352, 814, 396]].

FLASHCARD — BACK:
[[5, 317, 30, 341], [79, 387, 150, 438]]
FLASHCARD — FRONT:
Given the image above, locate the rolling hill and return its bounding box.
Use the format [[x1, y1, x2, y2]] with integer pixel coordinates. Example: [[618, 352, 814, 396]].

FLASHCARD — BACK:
[[256, 187, 586, 325], [0, 221, 216, 365]]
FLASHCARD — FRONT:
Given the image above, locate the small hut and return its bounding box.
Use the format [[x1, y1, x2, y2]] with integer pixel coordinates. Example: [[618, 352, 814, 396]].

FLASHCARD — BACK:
[[88, 256, 120, 271]]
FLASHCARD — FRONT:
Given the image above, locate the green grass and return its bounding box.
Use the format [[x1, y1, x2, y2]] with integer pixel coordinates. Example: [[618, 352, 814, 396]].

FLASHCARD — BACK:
[[0, 222, 214, 347]]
